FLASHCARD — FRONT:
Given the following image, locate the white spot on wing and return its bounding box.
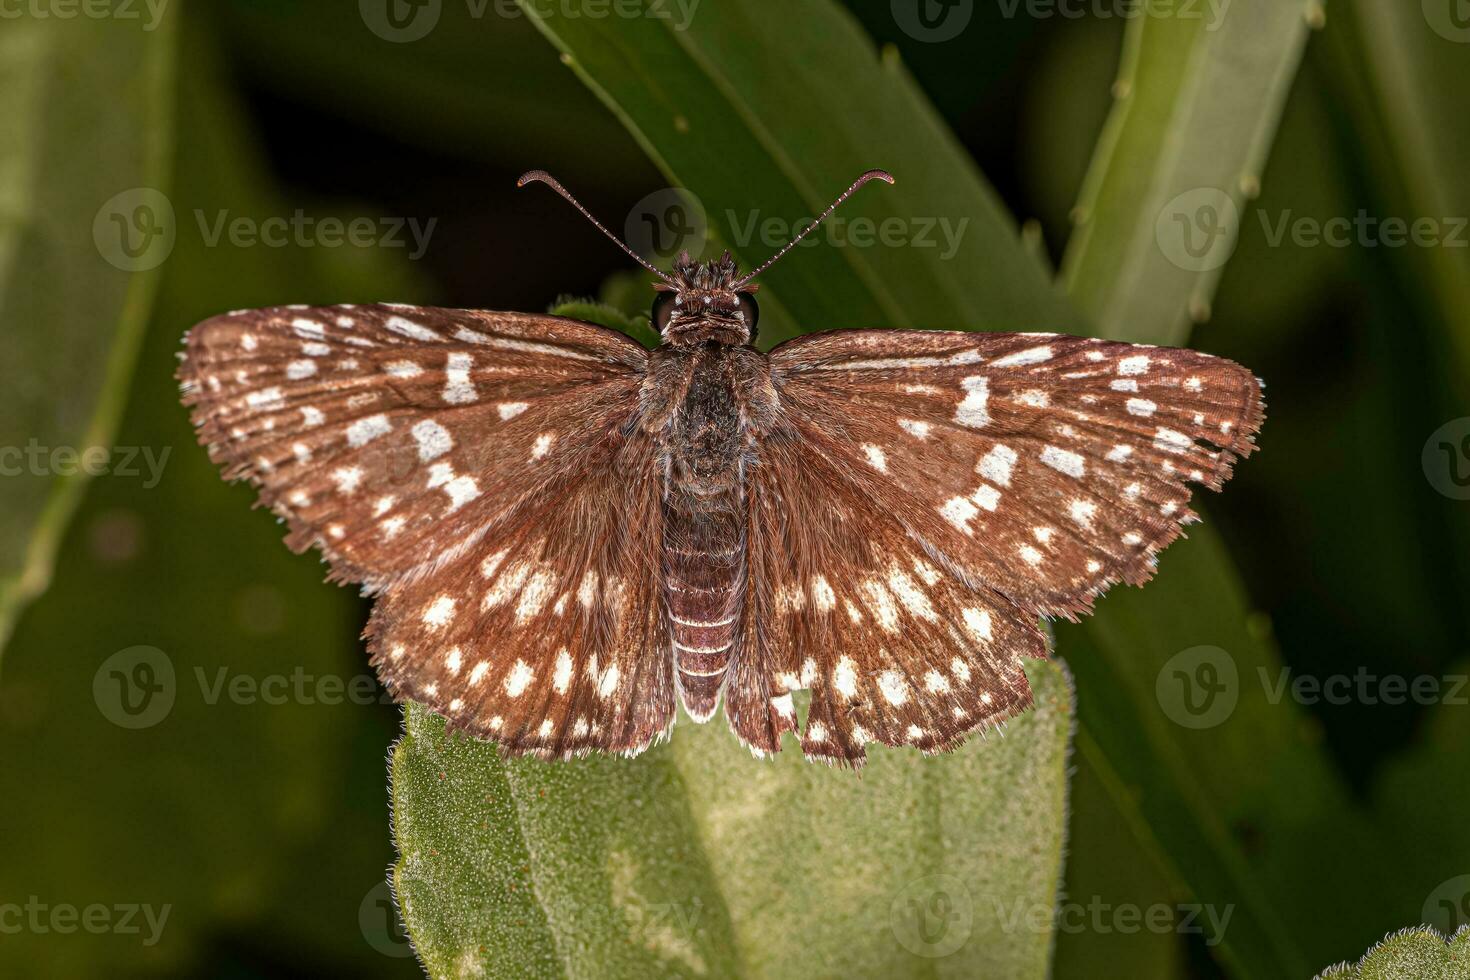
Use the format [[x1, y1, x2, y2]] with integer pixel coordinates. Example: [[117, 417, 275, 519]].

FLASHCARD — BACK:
[[346, 414, 391, 447], [1040, 445, 1085, 478], [442, 352, 477, 404], [246, 387, 284, 411], [411, 419, 453, 461], [332, 466, 363, 494], [941, 495, 980, 533], [553, 649, 573, 694], [1153, 427, 1192, 453], [1127, 398, 1157, 417], [384, 360, 423, 378], [878, 670, 908, 706], [977, 444, 1017, 486], [498, 401, 530, 420], [386, 315, 439, 341], [992, 345, 1052, 367], [505, 660, 534, 697], [423, 595, 455, 629], [899, 419, 931, 439], [955, 376, 990, 429]]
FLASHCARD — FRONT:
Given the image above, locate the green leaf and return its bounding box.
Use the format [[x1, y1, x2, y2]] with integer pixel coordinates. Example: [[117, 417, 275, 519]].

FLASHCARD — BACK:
[[0, 20, 429, 976], [516, 0, 1078, 346], [1061, 0, 1322, 343], [0, 14, 175, 659], [548, 297, 659, 348], [1315, 926, 1470, 980], [1057, 2, 1417, 974], [1316, 0, 1470, 384], [393, 660, 1073, 979]]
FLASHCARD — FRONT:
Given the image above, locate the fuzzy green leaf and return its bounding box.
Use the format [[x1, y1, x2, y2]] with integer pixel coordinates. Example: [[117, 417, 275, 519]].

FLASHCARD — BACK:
[[1315, 926, 1470, 980], [393, 660, 1072, 979]]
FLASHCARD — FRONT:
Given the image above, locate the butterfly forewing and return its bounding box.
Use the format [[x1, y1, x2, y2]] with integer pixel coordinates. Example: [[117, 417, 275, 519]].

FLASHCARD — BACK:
[[179, 304, 646, 586], [179, 303, 675, 756], [771, 329, 1264, 619]]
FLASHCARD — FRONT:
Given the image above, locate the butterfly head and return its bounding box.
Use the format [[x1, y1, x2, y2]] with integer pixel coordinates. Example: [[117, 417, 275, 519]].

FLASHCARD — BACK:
[[651, 250, 759, 346], [517, 167, 894, 348]]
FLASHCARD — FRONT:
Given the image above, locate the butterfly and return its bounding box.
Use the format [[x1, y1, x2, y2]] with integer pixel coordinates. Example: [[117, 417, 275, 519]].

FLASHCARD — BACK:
[[178, 169, 1264, 766]]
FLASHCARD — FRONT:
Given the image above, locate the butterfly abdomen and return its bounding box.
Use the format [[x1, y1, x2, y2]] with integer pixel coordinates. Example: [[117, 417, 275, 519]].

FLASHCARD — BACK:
[[664, 499, 743, 722]]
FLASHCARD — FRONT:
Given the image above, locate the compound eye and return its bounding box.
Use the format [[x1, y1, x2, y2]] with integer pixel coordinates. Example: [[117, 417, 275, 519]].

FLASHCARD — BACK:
[[737, 292, 760, 342], [651, 291, 678, 333]]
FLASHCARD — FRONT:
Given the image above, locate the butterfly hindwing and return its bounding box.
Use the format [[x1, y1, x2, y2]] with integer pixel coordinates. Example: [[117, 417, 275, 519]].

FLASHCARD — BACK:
[[726, 419, 1047, 765], [363, 420, 675, 757]]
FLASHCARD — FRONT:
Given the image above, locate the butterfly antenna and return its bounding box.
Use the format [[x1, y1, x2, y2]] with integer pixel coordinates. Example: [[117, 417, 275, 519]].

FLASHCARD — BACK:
[[518, 170, 677, 285], [734, 169, 895, 287]]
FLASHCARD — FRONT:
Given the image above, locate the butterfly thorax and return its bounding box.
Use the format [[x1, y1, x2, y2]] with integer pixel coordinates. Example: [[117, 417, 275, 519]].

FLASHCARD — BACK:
[[642, 342, 777, 721]]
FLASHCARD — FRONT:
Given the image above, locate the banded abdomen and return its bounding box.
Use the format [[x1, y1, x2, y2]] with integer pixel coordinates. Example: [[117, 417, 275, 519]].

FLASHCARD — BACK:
[[663, 495, 743, 721]]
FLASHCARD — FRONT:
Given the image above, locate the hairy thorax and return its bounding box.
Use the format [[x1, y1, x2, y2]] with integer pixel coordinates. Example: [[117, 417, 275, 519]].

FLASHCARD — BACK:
[[640, 342, 778, 720]]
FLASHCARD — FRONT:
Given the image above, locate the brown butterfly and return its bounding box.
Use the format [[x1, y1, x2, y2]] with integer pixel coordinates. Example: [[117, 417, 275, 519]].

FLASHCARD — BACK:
[[177, 169, 1264, 766]]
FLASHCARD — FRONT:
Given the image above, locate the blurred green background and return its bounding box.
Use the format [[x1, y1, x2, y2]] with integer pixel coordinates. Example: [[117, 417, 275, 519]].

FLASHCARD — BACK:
[[2, 1, 1469, 977]]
